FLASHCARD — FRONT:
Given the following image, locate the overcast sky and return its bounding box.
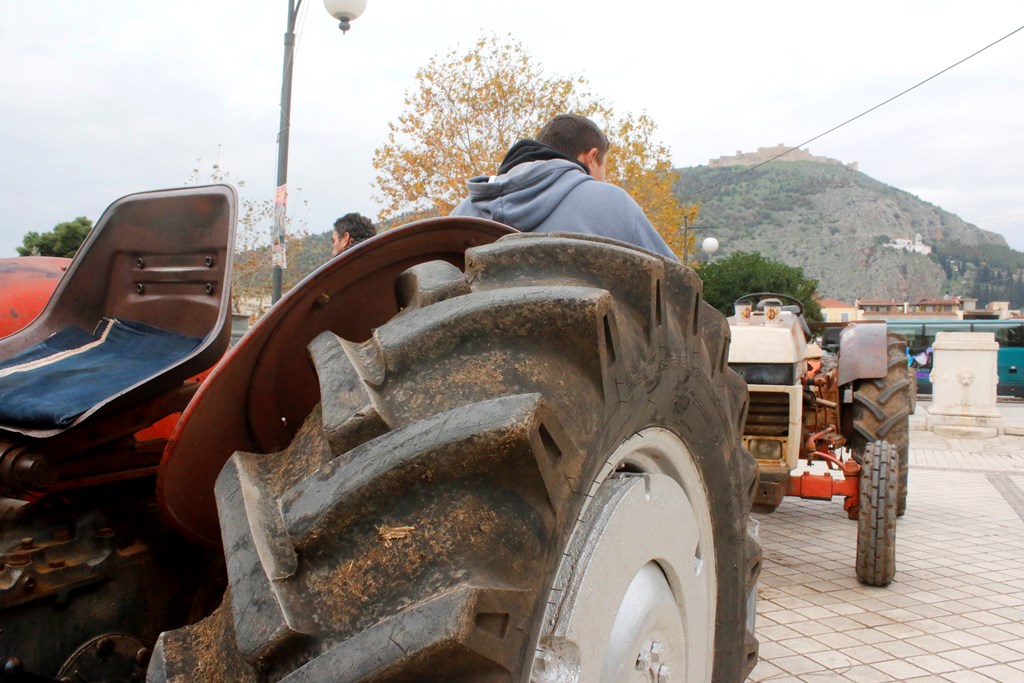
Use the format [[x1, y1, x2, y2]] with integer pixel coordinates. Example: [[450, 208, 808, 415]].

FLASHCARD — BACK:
[[2, 1, 1023, 259]]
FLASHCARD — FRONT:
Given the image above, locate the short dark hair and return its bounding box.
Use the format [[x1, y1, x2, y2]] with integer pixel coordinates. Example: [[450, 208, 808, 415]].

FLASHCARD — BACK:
[[537, 114, 610, 162], [333, 212, 376, 245]]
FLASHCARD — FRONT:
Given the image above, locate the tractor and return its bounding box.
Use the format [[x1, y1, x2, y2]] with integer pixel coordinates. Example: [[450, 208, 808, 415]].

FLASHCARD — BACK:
[[0, 185, 760, 682], [727, 293, 912, 587]]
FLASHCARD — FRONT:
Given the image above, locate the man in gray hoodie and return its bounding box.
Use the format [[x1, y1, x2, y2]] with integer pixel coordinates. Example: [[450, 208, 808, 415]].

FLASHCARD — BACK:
[[451, 114, 678, 261]]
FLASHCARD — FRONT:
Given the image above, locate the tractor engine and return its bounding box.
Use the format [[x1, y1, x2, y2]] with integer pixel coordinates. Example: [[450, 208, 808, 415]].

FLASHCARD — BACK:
[[729, 300, 808, 509]]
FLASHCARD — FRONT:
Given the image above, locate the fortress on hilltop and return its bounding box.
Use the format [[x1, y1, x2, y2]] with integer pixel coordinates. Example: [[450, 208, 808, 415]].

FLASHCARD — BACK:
[[709, 144, 858, 171]]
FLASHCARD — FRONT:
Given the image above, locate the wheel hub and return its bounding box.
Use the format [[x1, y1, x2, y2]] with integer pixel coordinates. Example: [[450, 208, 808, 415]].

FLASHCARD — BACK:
[[534, 429, 716, 682]]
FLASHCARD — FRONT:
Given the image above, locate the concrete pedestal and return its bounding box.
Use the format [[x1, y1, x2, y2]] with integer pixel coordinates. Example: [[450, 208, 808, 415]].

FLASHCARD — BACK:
[[925, 332, 1003, 438]]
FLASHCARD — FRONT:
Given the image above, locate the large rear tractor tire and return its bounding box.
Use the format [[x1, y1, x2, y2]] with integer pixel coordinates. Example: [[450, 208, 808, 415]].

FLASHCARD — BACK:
[[855, 440, 898, 586], [148, 233, 760, 683], [851, 334, 912, 516]]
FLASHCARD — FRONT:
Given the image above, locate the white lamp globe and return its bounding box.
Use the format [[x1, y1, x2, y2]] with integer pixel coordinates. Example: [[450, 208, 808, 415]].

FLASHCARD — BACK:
[[702, 236, 720, 255], [323, 0, 366, 29]]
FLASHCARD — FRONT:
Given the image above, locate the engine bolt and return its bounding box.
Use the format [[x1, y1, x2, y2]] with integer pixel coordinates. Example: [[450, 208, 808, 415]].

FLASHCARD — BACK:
[[7, 551, 31, 567], [650, 641, 664, 666], [48, 558, 66, 569], [96, 636, 115, 658], [635, 646, 652, 671], [534, 648, 553, 673], [3, 657, 23, 674], [135, 646, 152, 666], [19, 537, 34, 549], [657, 664, 672, 682]]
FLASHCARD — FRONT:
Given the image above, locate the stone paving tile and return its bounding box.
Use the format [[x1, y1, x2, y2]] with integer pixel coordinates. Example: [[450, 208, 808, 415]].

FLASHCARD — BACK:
[[746, 429, 1024, 683], [842, 667, 894, 683], [773, 653, 827, 676], [904, 653, 961, 674], [942, 670, 1003, 683], [872, 659, 932, 680], [941, 649, 998, 670], [975, 663, 1024, 680]]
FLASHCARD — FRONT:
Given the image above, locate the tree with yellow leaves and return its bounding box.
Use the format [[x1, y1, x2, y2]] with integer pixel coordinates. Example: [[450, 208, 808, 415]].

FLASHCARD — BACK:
[[373, 34, 698, 260]]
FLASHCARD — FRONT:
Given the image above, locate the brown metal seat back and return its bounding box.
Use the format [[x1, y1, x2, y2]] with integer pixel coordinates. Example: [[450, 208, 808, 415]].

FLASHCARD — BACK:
[[0, 185, 237, 437]]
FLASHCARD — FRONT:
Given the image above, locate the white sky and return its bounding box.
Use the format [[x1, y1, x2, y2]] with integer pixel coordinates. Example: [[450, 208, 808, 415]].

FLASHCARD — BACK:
[[2, 1, 1023, 257]]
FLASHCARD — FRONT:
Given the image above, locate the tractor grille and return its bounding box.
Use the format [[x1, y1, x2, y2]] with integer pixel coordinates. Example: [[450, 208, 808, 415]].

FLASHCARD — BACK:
[[744, 391, 790, 437]]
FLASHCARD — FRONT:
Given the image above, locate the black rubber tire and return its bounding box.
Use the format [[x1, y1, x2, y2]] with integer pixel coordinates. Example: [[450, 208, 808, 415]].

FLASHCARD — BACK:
[[855, 440, 898, 586], [148, 233, 761, 683], [850, 334, 912, 517]]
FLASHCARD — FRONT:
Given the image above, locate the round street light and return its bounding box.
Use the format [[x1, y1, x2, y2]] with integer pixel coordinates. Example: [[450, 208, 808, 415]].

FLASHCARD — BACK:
[[680, 217, 722, 267], [323, 0, 367, 32]]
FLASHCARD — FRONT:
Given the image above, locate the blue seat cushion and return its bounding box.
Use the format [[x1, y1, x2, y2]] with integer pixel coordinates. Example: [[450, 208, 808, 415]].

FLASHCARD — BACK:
[[0, 318, 202, 429]]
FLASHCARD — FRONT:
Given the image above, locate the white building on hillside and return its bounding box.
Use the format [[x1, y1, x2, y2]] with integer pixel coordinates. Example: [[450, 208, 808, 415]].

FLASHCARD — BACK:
[[887, 233, 932, 255]]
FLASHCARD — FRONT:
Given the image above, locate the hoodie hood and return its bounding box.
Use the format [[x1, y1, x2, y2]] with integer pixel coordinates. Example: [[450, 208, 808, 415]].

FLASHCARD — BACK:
[[463, 157, 592, 232], [497, 139, 590, 176]]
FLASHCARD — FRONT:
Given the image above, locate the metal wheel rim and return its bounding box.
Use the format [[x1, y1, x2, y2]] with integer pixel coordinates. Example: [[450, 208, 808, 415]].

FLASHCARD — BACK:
[[533, 428, 717, 682]]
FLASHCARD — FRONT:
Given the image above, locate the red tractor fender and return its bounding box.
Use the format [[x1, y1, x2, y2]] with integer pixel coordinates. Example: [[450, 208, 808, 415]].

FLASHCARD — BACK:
[[0, 257, 71, 337], [837, 322, 890, 386], [157, 217, 515, 548]]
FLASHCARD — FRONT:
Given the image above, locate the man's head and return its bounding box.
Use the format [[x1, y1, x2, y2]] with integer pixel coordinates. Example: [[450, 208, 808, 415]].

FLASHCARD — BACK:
[[537, 114, 610, 181], [331, 213, 376, 257]]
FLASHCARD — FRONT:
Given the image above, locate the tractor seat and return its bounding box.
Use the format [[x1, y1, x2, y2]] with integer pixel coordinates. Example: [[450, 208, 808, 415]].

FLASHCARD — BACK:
[[0, 185, 237, 439], [0, 318, 202, 430]]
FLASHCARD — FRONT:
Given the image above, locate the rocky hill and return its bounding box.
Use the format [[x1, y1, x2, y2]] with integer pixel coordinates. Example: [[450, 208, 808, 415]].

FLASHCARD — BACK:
[[673, 160, 1010, 304]]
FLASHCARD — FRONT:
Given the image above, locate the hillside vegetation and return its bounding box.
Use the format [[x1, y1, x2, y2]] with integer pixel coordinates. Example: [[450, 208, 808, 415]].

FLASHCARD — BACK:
[[674, 162, 1022, 306], [230, 161, 1024, 310]]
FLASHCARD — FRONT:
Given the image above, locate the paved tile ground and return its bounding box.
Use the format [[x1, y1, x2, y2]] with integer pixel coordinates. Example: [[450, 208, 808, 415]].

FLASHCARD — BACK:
[[747, 400, 1024, 682]]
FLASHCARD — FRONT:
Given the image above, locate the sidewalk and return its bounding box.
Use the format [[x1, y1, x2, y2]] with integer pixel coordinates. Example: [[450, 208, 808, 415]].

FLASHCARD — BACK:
[[747, 399, 1024, 682]]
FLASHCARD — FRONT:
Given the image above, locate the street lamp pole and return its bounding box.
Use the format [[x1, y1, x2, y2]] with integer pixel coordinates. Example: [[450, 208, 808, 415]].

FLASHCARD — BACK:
[[271, 0, 367, 304], [270, 0, 301, 304]]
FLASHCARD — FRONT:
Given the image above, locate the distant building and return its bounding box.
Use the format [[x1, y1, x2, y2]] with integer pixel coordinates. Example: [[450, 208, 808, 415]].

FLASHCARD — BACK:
[[854, 296, 1017, 321], [708, 144, 858, 171], [886, 233, 932, 255], [911, 298, 961, 315], [855, 297, 964, 320], [856, 298, 907, 318], [819, 298, 857, 323], [963, 300, 1014, 321], [989, 301, 1011, 316]]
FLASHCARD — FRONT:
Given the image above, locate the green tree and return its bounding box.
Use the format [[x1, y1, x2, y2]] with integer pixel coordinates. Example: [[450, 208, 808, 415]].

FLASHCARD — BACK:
[[699, 251, 823, 322], [17, 217, 92, 257]]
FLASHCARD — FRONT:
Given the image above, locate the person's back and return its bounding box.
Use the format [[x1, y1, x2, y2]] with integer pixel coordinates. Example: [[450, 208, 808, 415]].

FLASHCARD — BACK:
[[451, 114, 677, 261]]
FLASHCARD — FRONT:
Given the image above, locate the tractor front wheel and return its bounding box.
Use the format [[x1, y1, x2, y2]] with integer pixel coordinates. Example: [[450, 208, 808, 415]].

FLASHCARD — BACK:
[[855, 440, 897, 586]]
